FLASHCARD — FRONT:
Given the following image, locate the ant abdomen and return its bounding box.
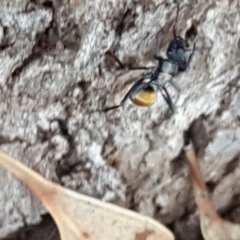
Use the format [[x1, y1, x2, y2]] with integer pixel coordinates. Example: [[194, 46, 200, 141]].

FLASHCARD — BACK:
[[130, 86, 158, 107]]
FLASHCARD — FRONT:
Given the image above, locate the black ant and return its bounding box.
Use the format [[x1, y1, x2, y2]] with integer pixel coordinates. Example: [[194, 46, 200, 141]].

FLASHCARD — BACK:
[[103, 0, 198, 113]]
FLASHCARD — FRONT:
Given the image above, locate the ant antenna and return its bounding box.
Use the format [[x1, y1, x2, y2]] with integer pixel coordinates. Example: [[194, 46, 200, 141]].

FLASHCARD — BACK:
[[173, 0, 180, 38], [154, 31, 162, 59]]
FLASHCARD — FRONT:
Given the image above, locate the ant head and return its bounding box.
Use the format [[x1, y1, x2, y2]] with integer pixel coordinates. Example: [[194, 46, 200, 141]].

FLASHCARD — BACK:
[[169, 36, 186, 49], [166, 37, 187, 64]]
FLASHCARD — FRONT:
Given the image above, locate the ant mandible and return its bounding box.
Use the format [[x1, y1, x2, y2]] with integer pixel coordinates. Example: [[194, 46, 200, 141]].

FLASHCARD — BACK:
[[103, 0, 196, 113]]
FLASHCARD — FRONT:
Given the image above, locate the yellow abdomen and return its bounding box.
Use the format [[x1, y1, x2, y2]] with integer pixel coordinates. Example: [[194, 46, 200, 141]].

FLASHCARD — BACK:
[[131, 90, 157, 106]]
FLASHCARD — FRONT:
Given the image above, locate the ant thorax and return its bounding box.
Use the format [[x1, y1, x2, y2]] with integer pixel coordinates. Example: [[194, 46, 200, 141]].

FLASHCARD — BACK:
[[161, 59, 178, 76], [157, 72, 172, 85]]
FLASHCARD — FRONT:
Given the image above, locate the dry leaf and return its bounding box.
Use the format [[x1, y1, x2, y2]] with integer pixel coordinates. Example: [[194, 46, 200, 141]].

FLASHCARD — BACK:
[[0, 149, 174, 240], [184, 141, 240, 240]]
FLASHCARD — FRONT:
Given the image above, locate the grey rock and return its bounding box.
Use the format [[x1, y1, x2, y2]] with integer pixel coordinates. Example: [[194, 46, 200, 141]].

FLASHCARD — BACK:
[[0, 0, 240, 239]]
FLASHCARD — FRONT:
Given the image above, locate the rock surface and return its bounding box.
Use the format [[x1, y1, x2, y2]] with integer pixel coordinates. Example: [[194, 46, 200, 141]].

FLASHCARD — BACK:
[[0, 0, 240, 239]]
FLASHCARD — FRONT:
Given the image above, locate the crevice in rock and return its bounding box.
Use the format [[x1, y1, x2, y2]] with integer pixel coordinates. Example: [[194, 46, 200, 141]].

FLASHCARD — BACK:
[[115, 4, 137, 37], [0, 26, 15, 51], [170, 151, 187, 177], [6, 0, 68, 92], [0, 135, 30, 147], [2, 214, 60, 240], [185, 21, 198, 45], [222, 155, 240, 179], [223, 205, 240, 224], [42, 0, 53, 8], [205, 180, 216, 193], [7, 21, 56, 91], [49, 118, 87, 180], [101, 133, 119, 169], [187, 115, 211, 157]]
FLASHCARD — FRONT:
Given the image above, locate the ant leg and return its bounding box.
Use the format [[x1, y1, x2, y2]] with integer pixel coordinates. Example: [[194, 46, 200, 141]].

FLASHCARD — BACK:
[[153, 31, 162, 59], [184, 37, 212, 52], [110, 53, 125, 68], [159, 86, 176, 113], [185, 41, 196, 70], [103, 77, 148, 112], [184, 46, 210, 52], [108, 51, 151, 71], [168, 78, 181, 92], [184, 48, 195, 52], [166, 78, 181, 107], [129, 66, 151, 71], [152, 76, 181, 93], [103, 104, 122, 112], [173, 0, 180, 38]]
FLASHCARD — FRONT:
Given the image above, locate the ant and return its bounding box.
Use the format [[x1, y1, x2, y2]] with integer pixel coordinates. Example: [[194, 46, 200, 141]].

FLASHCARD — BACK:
[[103, 0, 198, 113]]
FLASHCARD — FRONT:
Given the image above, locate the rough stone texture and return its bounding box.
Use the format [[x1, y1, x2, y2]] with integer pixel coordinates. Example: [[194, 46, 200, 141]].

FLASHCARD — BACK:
[[0, 0, 240, 239]]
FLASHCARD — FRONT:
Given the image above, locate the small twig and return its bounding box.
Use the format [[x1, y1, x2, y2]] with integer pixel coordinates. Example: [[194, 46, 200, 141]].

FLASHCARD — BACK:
[[184, 141, 219, 220], [184, 139, 240, 240]]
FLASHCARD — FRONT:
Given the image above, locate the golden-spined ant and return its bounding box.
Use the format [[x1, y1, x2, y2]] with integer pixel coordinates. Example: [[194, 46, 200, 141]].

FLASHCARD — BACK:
[[104, 0, 198, 113]]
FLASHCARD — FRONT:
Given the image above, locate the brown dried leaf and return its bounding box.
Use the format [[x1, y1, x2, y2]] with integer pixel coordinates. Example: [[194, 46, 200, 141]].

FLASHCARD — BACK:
[[0, 149, 174, 240], [184, 142, 240, 240]]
